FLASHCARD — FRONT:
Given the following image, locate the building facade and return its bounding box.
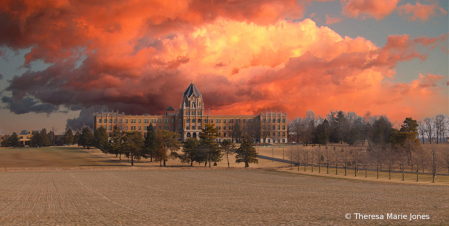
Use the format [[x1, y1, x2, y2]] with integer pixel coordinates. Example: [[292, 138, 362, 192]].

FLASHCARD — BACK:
[[93, 83, 288, 143]]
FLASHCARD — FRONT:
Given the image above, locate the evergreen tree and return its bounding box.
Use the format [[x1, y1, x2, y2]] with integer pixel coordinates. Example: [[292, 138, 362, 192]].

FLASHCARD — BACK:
[[144, 123, 157, 161], [94, 126, 109, 153], [30, 131, 42, 147], [235, 134, 258, 167], [122, 131, 144, 166], [79, 127, 95, 149], [180, 138, 201, 166], [200, 124, 221, 167], [73, 131, 81, 145], [232, 122, 242, 143], [64, 128, 74, 145], [40, 128, 52, 146], [9, 132, 21, 148], [1, 135, 11, 147], [109, 126, 124, 159]]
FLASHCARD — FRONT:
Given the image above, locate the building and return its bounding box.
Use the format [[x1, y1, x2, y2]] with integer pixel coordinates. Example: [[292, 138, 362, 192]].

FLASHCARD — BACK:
[[18, 130, 33, 146], [93, 82, 288, 143]]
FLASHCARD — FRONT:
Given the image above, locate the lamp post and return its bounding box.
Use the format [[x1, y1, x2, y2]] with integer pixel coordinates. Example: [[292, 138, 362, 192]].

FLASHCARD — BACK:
[[283, 145, 284, 160], [272, 147, 273, 163]]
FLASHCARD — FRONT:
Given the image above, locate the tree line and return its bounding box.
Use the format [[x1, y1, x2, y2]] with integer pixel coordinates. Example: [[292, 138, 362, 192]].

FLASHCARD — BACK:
[[63, 123, 258, 167]]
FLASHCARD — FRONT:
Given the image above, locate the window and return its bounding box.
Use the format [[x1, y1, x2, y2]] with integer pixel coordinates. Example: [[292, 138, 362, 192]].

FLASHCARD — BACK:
[[278, 119, 280, 123], [218, 119, 221, 123], [278, 132, 280, 136], [282, 125, 285, 130], [223, 119, 226, 123], [272, 125, 275, 130], [283, 132, 285, 136], [164, 126, 169, 130], [192, 119, 196, 123], [158, 119, 161, 123], [268, 139, 270, 143], [139, 126, 141, 130], [211, 119, 213, 123], [219, 126, 221, 130], [192, 126, 196, 130], [187, 119, 190, 123], [273, 132, 275, 136], [224, 126, 226, 130], [282, 139, 285, 143], [119, 119, 122, 123], [224, 133, 226, 137], [104, 125, 106, 129], [109, 126, 112, 130], [243, 119, 246, 123], [139, 119, 141, 123], [114, 119, 117, 123], [172, 119, 174, 123], [99, 119, 102, 123], [172, 126, 174, 131], [277, 126, 280, 130], [144, 126, 147, 130], [126, 119, 128, 123], [126, 126, 128, 130], [109, 119, 112, 123], [178, 125, 182, 129], [159, 126, 161, 130], [204, 119, 208, 123], [283, 119, 285, 123], [263, 119, 266, 123], [186, 126, 190, 130], [198, 119, 201, 123], [178, 119, 182, 123], [154, 126, 156, 130]]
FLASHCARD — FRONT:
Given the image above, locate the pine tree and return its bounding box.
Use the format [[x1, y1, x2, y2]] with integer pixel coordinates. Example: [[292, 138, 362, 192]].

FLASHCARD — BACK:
[[154, 130, 180, 166], [94, 126, 109, 153], [144, 123, 156, 161], [221, 139, 234, 167], [64, 128, 74, 145], [109, 126, 124, 160], [235, 134, 258, 167], [200, 124, 221, 167], [9, 132, 20, 148], [79, 127, 95, 149], [122, 131, 144, 166], [181, 138, 201, 166], [30, 131, 42, 147], [40, 128, 52, 146], [74, 131, 81, 145]]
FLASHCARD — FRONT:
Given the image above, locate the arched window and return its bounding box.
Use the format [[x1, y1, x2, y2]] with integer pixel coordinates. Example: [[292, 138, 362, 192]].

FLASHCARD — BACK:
[[193, 132, 197, 138], [187, 132, 191, 138], [192, 102, 196, 108], [186, 119, 190, 123], [192, 119, 196, 123], [198, 119, 202, 123]]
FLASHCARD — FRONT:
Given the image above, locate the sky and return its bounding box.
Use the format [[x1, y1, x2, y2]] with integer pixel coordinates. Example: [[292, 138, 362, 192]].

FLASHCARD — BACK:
[[0, 0, 448, 134]]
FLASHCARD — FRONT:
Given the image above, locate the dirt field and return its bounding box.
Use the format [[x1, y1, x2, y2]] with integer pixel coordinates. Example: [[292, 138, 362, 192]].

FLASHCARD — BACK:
[[0, 146, 448, 225]]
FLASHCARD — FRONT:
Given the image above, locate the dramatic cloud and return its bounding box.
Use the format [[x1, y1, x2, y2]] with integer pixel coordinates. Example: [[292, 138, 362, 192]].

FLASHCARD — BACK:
[[1, 96, 59, 115], [0, 0, 447, 124], [66, 106, 109, 131], [398, 1, 447, 22], [342, 0, 399, 20], [0, 74, 3, 80]]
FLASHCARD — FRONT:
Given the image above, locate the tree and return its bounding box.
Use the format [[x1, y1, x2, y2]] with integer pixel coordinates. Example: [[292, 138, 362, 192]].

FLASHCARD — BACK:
[[155, 130, 180, 166], [232, 122, 242, 143], [383, 146, 397, 180], [94, 126, 109, 153], [314, 120, 329, 145], [423, 117, 434, 144], [200, 124, 221, 167], [74, 131, 81, 145], [371, 116, 393, 144], [79, 127, 95, 149], [417, 121, 426, 144], [144, 123, 157, 162], [30, 131, 42, 147], [1, 135, 11, 147], [235, 134, 258, 167], [180, 138, 201, 166], [435, 114, 446, 144], [9, 132, 20, 148], [122, 131, 144, 166], [64, 128, 74, 145], [221, 139, 235, 168], [110, 125, 124, 159], [40, 128, 52, 147]]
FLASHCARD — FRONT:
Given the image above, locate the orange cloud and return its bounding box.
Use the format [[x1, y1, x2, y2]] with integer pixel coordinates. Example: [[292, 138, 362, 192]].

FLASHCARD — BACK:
[[342, 0, 399, 20], [326, 14, 343, 24], [398, 1, 447, 22]]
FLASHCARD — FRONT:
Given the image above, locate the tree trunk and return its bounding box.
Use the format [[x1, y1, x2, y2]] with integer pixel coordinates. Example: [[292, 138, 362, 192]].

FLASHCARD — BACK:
[[209, 152, 211, 168], [191, 161, 193, 167], [389, 168, 391, 180], [344, 165, 346, 176], [119, 153, 121, 161], [205, 160, 207, 167], [131, 153, 134, 166], [336, 163, 338, 175], [416, 169, 418, 182], [365, 167, 367, 178], [227, 152, 229, 168], [377, 165, 379, 179], [402, 167, 404, 181], [163, 159, 166, 166]]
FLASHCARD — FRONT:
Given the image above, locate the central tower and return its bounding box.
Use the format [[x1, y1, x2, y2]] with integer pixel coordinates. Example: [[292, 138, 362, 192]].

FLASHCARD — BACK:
[[180, 81, 205, 140]]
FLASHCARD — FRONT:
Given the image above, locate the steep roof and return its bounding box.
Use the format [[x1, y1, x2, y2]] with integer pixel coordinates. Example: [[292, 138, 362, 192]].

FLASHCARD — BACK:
[[183, 82, 201, 98], [166, 106, 175, 111]]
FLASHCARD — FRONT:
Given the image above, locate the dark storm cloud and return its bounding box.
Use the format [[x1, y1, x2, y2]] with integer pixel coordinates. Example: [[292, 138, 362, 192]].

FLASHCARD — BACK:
[[1, 96, 59, 114]]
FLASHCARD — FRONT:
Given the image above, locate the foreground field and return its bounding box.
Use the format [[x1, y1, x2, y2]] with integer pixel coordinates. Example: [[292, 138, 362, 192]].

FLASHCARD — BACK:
[[1, 169, 448, 225]]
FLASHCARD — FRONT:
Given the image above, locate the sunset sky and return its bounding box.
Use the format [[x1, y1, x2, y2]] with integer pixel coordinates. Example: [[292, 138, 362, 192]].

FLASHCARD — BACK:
[[0, 0, 448, 134]]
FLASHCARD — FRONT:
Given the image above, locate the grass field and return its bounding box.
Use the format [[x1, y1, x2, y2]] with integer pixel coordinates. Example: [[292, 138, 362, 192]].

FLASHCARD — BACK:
[[0, 146, 448, 225]]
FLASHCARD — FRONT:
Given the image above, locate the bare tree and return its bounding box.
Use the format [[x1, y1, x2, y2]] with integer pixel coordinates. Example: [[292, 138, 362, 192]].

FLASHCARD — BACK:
[[435, 114, 446, 144], [442, 149, 449, 174], [424, 117, 434, 144], [397, 147, 408, 181], [415, 148, 428, 182], [418, 121, 426, 144], [324, 146, 331, 174], [342, 147, 349, 176], [383, 146, 397, 180]]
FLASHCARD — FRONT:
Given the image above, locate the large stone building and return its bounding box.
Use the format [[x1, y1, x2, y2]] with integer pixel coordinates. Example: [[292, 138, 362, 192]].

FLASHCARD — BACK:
[[93, 83, 288, 143]]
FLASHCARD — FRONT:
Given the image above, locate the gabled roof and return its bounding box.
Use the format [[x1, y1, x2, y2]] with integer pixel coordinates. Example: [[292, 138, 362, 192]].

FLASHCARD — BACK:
[[166, 106, 175, 111], [183, 82, 201, 98]]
